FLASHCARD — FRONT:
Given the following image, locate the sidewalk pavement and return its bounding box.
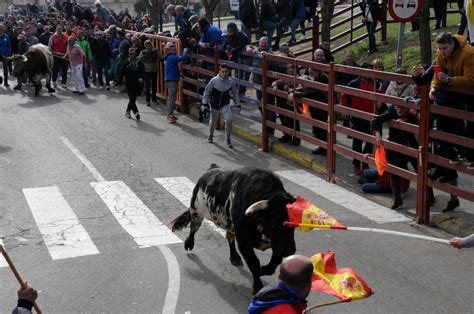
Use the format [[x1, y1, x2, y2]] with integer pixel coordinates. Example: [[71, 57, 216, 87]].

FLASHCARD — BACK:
[[186, 104, 474, 237]]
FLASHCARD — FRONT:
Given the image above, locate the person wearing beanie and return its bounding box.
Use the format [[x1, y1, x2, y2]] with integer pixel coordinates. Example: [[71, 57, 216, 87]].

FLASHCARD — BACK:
[[138, 39, 162, 106]]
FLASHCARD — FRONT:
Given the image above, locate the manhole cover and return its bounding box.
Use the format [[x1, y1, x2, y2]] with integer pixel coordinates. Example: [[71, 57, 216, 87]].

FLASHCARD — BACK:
[[0, 157, 11, 168]]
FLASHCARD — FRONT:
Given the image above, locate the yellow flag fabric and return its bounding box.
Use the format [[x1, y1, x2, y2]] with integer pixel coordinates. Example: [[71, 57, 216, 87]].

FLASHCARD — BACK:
[[468, 0, 474, 24], [286, 197, 345, 232], [310, 251, 373, 301]]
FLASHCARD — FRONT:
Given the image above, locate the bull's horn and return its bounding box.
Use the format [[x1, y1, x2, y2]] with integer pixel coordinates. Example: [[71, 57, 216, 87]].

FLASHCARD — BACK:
[[245, 200, 269, 216], [20, 55, 28, 62]]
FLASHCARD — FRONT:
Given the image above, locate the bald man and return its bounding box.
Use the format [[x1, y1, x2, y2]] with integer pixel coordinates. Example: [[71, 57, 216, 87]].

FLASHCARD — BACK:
[[313, 48, 326, 63], [248, 255, 313, 314]]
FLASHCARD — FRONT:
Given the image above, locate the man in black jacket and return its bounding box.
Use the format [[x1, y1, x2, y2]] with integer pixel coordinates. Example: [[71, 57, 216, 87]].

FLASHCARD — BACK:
[[359, 0, 381, 53], [117, 47, 145, 120], [91, 31, 112, 89], [238, 0, 258, 40], [224, 23, 250, 95]]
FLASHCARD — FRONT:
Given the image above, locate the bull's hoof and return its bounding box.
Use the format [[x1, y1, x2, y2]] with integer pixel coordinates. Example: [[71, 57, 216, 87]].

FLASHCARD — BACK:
[[184, 237, 194, 251], [48, 88, 56, 93], [230, 257, 243, 266], [260, 265, 276, 276]]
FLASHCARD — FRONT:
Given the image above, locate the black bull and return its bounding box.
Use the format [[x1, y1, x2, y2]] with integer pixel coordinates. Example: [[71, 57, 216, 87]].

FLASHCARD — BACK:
[[11, 44, 56, 97], [171, 166, 296, 294]]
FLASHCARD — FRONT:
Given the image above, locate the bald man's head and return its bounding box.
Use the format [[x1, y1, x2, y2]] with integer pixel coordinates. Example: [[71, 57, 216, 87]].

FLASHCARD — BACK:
[[279, 255, 313, 293]]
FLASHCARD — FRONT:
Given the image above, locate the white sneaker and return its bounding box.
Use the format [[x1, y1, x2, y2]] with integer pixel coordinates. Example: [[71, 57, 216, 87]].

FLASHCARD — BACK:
[[300, 34, 306, 40]]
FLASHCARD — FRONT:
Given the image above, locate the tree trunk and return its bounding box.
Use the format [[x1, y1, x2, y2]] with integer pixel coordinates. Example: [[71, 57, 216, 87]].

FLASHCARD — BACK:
[[202, 0, 220, 22], [419, 0, 432, 65], [320, 0, 335, 42]]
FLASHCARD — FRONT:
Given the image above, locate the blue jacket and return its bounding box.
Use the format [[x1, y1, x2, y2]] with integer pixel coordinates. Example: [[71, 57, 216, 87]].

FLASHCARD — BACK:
[[165, 51, 189, 81], [199, 24, 223, 48], [291, 0, 306, 19], [0, 33, 12, 57], [108, 38, 120, 60]]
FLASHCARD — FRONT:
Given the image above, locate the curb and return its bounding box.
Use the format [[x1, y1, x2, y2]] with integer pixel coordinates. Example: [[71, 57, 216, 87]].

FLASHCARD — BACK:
[[187, 106, 472, 237]]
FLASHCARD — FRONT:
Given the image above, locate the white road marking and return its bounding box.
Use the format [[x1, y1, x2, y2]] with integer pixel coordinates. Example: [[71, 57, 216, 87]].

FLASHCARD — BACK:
[[277, 170, 410, 223], [22, 186, 100, 260], [60, 136, 106, 182], [159, 246, 180, 314], [60, 135, 181, 313], [0, 238, 8, 268], [91, 181, 182, 247], [154, 177, 227, 238]]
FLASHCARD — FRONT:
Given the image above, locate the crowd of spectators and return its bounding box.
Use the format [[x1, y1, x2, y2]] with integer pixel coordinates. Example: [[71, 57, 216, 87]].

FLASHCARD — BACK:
[[0, 1, 472, 211]]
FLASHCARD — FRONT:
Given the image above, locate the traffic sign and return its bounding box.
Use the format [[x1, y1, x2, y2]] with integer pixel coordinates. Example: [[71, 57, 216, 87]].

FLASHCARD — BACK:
[[388, 0, 423, 22]]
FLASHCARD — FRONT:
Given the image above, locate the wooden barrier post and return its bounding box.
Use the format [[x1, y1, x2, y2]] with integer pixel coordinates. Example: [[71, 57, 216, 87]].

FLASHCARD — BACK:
[[262, 53, 269, 152], [326, 62, 336, 182], [415, 85, 431, 224]]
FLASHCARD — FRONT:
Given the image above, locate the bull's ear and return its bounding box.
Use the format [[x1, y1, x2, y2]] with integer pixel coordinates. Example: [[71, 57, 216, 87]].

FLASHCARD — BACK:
[[245, 200, 269, 216]]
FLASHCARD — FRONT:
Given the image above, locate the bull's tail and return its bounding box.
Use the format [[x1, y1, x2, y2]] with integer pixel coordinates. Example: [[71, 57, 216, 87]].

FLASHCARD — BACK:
[[171, 210, 192, 232]]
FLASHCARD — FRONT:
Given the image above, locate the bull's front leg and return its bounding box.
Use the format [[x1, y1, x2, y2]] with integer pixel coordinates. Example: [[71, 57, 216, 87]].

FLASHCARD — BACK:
[[260, 252, 283, 276], [33, 82, 41, 97], [236, 239, 263, 294], [184, 213, 203, 251]]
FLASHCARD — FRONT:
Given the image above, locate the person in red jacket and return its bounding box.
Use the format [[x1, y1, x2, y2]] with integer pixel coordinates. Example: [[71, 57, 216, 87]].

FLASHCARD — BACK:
[[340, 62, 385, 175], [248, 255, 313, 314]]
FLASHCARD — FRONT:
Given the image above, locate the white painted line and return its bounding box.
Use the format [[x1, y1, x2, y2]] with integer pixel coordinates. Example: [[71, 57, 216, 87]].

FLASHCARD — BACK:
[[277, 170, 411, 223], [159, 246, 180, 314], [23, 186, 100, 260], [60, 136, 106, 182], [91, 181, 182, 247], [60, 136, 181, 312], [0, 238, 8, 268], [154, 177, 227, 238]]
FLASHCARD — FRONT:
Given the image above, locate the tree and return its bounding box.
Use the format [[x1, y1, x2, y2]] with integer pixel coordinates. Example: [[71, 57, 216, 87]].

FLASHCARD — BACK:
[[418, 0, 432, 65], [201, 0, 220, 21], [320, 0, 335, 42], [134, 0, 167, 31]]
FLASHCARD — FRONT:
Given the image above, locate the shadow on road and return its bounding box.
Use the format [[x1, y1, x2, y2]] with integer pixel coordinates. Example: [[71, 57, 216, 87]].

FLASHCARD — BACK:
[[184, 253, 253, 312]]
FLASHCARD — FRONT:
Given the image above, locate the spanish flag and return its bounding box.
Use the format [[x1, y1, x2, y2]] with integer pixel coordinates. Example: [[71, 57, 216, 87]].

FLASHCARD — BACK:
[[311, 251, 373, 301], [286, 197, 345, 232]]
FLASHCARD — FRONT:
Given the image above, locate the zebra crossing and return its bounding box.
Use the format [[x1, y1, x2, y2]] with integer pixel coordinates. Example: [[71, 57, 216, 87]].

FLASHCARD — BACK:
[[1, 170, 409, 268]]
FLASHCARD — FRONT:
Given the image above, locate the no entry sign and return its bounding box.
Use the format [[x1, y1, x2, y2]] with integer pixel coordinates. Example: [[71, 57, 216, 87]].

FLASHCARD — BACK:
[[388, 0, 423, 22]]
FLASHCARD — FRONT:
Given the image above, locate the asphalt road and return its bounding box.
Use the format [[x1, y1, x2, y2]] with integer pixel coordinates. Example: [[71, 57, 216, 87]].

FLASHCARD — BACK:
[[0, 83, 472, 313]]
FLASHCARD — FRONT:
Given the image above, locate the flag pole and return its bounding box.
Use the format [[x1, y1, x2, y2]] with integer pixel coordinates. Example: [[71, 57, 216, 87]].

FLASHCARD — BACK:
[[0, 244, 42, 314], [284, 222, 450, 244], [303, 299, 346, 313]]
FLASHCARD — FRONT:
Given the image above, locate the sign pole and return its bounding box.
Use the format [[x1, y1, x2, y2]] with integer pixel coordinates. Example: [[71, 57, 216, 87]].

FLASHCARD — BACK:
[[396, 22, 405, 68]]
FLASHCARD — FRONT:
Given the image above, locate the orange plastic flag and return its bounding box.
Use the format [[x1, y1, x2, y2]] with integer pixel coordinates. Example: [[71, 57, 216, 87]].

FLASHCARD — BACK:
[[310, 251, 373, 301], [374, 144, 388, 176], [286, 197, 345, 232]]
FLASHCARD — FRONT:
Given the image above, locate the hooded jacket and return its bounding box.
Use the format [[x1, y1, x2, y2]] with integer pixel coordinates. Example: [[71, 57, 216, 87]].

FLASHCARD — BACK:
[[248, 282, 307, 314], [202, 74, 240, 110], [431, 34, 474, 89]]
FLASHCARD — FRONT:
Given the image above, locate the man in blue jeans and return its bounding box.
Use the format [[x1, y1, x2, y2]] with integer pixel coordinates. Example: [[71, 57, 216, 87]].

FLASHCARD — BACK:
[[164, 42, 188, 123], [0, 23, 12, 87], [359, 0, 381, 53]]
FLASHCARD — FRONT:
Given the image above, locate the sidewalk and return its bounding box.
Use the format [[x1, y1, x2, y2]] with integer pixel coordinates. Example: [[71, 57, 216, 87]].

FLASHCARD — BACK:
[[187, 104, 474, 237]]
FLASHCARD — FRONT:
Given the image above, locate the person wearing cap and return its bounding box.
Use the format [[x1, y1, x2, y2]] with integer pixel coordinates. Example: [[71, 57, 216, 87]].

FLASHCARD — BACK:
[[138, 39, 161, 106], [198, 17, 223, 71], [117, 47, 145, 120], [224, 22, 250, 95], [95, 0, 110, 27], [64, 36, 86, 95], [201, 64, 241, 149], [164, 42, 188, 123]]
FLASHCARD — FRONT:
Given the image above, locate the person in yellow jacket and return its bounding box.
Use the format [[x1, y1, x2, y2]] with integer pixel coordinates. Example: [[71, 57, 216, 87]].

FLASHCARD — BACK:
[[466, 0, 474, 43], [429, 32, 474, 212]]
